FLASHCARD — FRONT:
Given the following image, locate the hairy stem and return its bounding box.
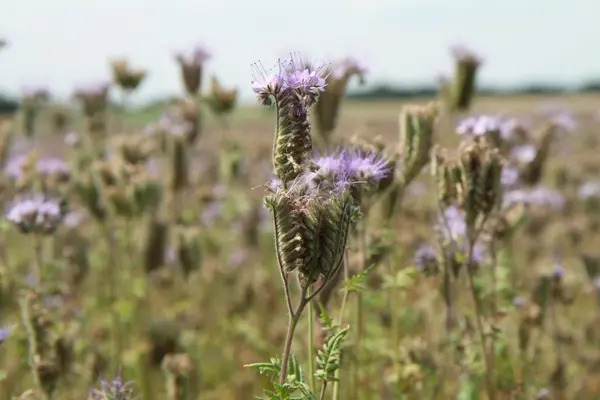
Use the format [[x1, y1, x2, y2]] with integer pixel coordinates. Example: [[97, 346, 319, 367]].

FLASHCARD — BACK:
[[466, 236, 495, 400], [279, 292, 308, 385], [308, 288, 316, 390]]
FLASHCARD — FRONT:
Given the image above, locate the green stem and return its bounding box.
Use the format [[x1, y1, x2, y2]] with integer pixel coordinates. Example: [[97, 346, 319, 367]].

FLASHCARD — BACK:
[[33, 235, 44, 283], [465, 237, 495, 400], [279, 295, 308, 385], [308, 287, 316, 390], [333, 251, 350, 400]]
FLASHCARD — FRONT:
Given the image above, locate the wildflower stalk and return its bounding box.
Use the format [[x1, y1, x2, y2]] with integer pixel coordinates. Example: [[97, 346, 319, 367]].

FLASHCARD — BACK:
[[33, 234, 44, 283], [332, 251, 350, 400], [465, 224, 496, 400], [308, 287, 316, 390], [280, 287, 309, 385]]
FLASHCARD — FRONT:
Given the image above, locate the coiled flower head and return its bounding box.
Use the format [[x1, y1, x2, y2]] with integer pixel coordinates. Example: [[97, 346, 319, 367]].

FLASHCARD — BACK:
[[252, 53, 329, 184]]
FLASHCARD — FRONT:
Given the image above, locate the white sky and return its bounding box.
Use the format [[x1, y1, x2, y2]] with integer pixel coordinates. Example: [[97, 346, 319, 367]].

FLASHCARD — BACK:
[[0, 0, 598, 103]]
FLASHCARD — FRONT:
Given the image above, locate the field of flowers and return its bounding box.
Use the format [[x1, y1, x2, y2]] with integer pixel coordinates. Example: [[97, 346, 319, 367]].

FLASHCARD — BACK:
[[1, 41, 600, 399]]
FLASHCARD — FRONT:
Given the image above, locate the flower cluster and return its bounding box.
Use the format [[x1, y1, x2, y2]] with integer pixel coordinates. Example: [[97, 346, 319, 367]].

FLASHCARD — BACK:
[[251, 54, 328, 110], [252, 53, 329, 184], [5, 194, 67, 235], [89, 376, 136, 400]]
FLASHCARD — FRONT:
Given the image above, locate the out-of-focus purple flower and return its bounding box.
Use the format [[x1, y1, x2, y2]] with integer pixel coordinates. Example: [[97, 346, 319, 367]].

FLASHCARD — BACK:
[[5, 194, 66, 235], [456, 115, 512, 138], [176, 45, 211, 67], [0, 325, 9, 345], [552, 263, 564, 279], [592, 276, 600, 291], [64, 131, 80, 147], [36, 156, 70, 179], [164, 246, 178, 266], [512, 296, 524, 308], [407, 181, 428, 198], [413, 244, 437, 273], [552, 113, 576, 132], [157, 110, 193, 137], [578, 181, 600, 200], [503, 186, 565, 210], [3, 154, 27, 179], [439, 206, 467, 242], [501, 165, 520, 188], [330, 56, 368, 80], [229, 249, 249, 268], [450, 44, 483, 64], [309, 148, 391, 188], [63, 209, 87, 229], [90, 376, 136, 400], [536, 388, 550, 399], [510, 145, 536, 164], [201, 202, 221, 226]]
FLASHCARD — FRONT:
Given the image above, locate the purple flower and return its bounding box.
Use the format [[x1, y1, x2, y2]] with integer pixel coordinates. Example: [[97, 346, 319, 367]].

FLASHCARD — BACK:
[[229, 249, 249, 268], [176, 45, 211, 67], [504, 186, 565, 210], [552, 263, 564, 279], [593, 276, 600, 291], [5, 194, 66, 235], [510, 145, 536, 164], [251, 61, 286, 100], [439, 206, 467, 242], [578, 181, 600, 200], [309, 148, 391, 189], [91, 376, 136, 400], [536, 388, 550, 399], [36, 156, 70, 178], [451, 44, 483, 64], [501, 165, 520, 188], [512, 296, 525, 308], [64, 131, 80, 147], [456, 115, 512, 138], [251, 53, 328, 107], [0, 325, 9, 345], [3, 154, 27, 179], [413, 244, 437, 273]]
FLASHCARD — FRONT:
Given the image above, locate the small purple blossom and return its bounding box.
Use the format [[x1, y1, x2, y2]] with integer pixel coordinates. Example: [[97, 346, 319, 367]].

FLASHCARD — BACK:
[[456, 115, 512, 138], [5, 194, 66, 235], [592, 276, 600, 291], [503, 186, 565, 210], [251, 53, 328, 107], [536, 388, 550, 399], [309, 148, 391, 189], [512, 296, 525, 308], [413, 244, 437, 273], [90, 376, 136, 400], [36, 156, 70, 179], [578, 181, 600, 200], [0, 325, 9, 345], [176, 45, 211, 67], [451, 44, 483, 64], [501, 165, 520, 188], [552, 263, 564, 279], [3, 154, 27, 179], [64, 131, 80, 147], [510, 145, 536, 164]]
